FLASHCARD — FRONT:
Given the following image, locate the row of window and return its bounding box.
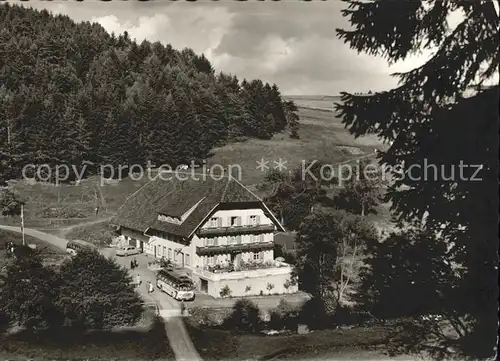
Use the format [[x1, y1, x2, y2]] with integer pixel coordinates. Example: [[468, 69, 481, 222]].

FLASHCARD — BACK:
[[156, 245, 190, 266], [208, 215, 261, 228], [202, 251, 264, 265], [203, 234, 266, 246]]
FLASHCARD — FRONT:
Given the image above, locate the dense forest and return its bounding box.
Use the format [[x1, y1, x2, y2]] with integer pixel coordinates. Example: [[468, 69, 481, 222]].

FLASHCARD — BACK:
[[0, 4, 300, 184]]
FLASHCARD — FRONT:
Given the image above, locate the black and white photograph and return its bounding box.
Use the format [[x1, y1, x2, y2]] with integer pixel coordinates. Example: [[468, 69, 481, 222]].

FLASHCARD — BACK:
[[0, 0, 498, 360]]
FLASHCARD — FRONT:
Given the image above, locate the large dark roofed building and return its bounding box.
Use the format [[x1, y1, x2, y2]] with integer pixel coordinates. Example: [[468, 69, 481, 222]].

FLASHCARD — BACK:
[[110, 171, 295, 298]]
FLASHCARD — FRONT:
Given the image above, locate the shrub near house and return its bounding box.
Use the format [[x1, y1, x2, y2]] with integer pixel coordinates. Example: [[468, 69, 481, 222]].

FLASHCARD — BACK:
[[223, 299, 261, 333], [0, 248, 143, 332]]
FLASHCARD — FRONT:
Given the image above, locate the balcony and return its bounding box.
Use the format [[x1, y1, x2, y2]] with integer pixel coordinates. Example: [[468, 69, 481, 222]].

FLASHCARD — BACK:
[[196, 241, 274, 256], [192, 261, 293, 281], [197, 224, 276, 236]]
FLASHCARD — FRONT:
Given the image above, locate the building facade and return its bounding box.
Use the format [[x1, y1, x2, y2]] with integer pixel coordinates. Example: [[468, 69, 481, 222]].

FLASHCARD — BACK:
[[111, 172, 298, 298]]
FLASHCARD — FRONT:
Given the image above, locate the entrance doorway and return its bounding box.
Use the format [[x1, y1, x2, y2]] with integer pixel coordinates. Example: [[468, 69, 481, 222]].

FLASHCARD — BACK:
[[231, 253, 242, 269], [200, 279, 208, 293]]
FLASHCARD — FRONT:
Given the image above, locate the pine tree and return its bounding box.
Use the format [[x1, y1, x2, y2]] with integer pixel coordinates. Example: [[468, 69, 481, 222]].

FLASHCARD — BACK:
[[335, 1, 498, 357], [283, 100, 300, 139], [0, 3, 296, 185]]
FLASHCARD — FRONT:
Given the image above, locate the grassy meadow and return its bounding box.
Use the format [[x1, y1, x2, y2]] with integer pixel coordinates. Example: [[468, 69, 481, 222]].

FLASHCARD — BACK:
[[210, 97, 386, 186]]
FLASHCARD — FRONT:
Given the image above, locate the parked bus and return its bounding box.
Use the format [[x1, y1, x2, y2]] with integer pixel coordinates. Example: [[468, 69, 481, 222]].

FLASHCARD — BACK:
[[66, 239, 96, 256], [156, 269, 195, 301]]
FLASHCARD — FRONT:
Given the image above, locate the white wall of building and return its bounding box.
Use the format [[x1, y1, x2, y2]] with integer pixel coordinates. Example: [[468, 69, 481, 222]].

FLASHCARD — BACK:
[[200, 208, 273, 229], [139, 206, 277, 268], [192, 266, 298, 297]]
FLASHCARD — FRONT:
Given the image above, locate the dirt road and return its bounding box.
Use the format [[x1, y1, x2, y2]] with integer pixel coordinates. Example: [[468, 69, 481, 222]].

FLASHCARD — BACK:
[[0, 225, 202, 361], [58, 216, 113, 237]]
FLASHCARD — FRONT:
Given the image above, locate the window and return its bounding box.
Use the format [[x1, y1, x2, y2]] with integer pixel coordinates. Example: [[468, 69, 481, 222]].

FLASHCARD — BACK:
[[210, 217, 218, 228], [185, 253, 190, 266], [250, 215, 260, 225], [208, 256, 215, 265], [168, 248, 172, 260], [253, 252, 262, 261], [260, 234, 265, 242], [249, 234, 256, 243], [230, 216, 238, 226], [207, 237, 218, 246], [229, 236, 237, 244], [236, 235, 242, 244]]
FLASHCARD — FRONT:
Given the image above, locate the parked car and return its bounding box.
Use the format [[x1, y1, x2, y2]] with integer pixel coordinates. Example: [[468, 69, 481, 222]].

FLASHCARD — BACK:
[[116, 246, 141, 257]]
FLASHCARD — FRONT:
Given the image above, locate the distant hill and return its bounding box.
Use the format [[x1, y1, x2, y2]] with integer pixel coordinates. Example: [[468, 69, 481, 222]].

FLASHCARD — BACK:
[[0, 3, 299, 185], [283, 95, 342, 112]]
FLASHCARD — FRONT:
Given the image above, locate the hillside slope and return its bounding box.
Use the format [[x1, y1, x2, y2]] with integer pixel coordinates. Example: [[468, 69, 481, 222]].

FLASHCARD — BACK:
[[0, 3, 298, 185]]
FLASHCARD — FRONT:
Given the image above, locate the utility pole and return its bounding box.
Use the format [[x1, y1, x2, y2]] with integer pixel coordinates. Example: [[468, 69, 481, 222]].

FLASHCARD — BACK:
[[21, 203, 25, 246]]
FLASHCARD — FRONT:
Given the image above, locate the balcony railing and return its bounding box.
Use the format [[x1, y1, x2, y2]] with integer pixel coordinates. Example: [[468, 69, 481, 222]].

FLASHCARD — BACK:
[[201, 260, 287, 274], [196, 241, 274, 255], [192, 262, 293, 281], [197, 224, 275, 236]]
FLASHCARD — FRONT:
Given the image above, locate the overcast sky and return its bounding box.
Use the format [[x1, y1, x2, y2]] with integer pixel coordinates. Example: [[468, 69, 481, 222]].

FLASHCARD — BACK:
[[18, 0, 432, 96]]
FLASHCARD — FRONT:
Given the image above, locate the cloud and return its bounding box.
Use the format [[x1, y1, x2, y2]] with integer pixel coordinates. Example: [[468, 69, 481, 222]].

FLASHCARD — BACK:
[[92, 4, 232, 57], [13, 0, 433, 95]]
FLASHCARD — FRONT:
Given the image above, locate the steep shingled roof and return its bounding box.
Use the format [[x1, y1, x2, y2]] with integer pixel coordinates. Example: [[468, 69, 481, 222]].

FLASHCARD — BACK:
[[110, 171, 282, 238]]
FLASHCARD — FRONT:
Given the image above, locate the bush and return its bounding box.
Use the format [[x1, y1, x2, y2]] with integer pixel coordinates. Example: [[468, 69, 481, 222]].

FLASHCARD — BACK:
[[219, 285, 232, 298], [283, 278, 292, 290], [57, 248, 144, 330], [0, 189, 24, 217], [223, 299, 261, 333], [268, 299, 298, 331], [159, 257, 172, 269], [1, 246, 147, 334], [298, 297, 336, 330], [0, 255, 63, 332]]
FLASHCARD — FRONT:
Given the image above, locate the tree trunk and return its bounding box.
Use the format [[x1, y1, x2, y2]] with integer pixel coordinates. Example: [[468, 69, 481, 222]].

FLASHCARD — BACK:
[[361, 202, 365, 216], [7, 119, 11, 145]]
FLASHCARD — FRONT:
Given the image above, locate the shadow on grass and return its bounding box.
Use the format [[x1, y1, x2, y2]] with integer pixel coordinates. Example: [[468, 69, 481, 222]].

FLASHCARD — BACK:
[[186, 314, 394, 361], [256, 325, 393, 361], [0, 316, 174, 361], [185, 320, 239, 361], [378, 318, 497, 361]]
